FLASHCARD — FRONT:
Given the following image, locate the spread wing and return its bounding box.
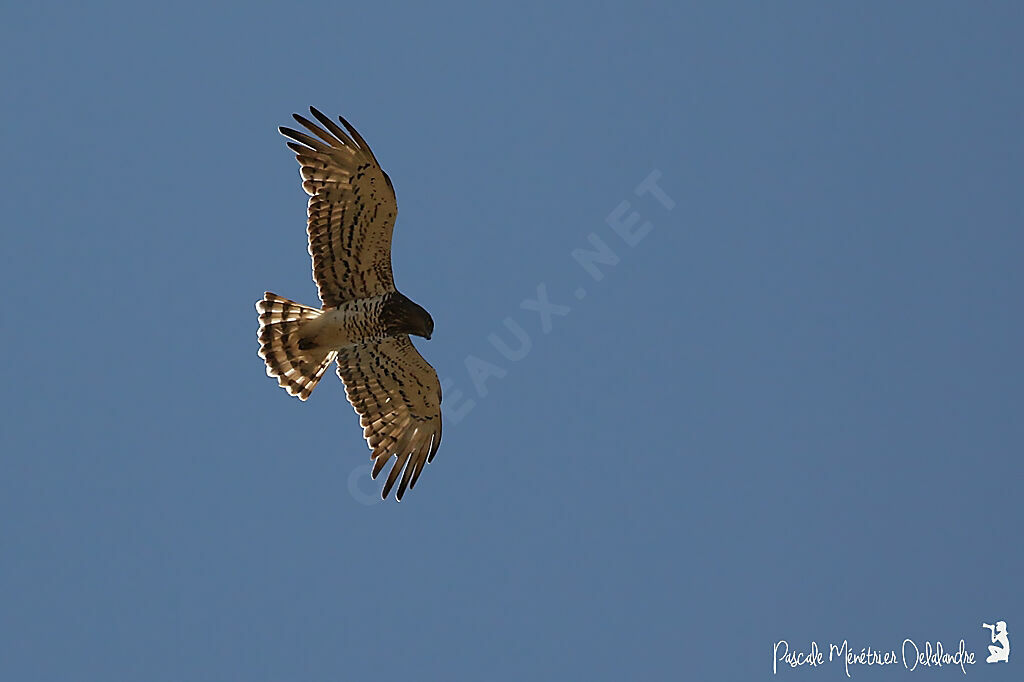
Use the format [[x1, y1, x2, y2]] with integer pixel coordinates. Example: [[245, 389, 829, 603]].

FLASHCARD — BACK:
[[280, 107, 398, 307], [336, 336, 443, 501]]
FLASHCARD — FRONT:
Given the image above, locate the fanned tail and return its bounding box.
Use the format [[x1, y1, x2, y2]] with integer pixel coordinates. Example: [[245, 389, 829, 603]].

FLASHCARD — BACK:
[[256, 292, 336, 400]]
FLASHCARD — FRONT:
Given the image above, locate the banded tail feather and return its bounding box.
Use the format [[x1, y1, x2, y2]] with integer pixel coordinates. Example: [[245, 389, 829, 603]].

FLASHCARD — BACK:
[[256, 292, 337, 400]]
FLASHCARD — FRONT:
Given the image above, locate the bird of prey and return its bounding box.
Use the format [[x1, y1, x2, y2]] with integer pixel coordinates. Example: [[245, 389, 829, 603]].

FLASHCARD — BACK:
[[256, 107, 442, 501]]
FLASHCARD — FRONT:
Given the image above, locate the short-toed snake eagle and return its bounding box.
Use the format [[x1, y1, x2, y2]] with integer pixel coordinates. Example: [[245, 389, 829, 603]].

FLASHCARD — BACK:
[[256, 107, 442, 501]]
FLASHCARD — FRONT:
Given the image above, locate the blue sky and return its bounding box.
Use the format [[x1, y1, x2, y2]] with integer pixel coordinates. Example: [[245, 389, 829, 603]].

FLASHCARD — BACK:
[[2, 2, 1022, 680]]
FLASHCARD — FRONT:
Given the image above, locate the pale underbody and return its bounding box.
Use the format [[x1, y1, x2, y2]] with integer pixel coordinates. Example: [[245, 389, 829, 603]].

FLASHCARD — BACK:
[[297, 298, 386, 353]]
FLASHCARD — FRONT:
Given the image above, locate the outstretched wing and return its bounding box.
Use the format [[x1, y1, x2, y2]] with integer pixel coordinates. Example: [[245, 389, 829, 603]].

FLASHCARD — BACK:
[[336, 336, 443, 501], [280, 107, 398, 307]]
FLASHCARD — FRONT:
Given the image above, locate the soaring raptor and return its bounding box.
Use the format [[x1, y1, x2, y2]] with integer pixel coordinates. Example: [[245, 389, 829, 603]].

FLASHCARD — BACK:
[[256, 107, 442, 501]]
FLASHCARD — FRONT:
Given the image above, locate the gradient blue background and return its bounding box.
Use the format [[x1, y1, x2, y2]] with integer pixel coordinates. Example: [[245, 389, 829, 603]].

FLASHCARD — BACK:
[[2, 3, 1021, 680]]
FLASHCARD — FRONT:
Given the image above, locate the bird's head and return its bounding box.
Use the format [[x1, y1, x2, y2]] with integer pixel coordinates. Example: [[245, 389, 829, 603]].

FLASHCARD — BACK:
[[383, 292, 434, 340]]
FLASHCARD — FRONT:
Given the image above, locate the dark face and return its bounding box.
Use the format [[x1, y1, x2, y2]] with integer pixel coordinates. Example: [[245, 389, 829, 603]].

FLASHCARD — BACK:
[[411, 304, 434, 340]]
